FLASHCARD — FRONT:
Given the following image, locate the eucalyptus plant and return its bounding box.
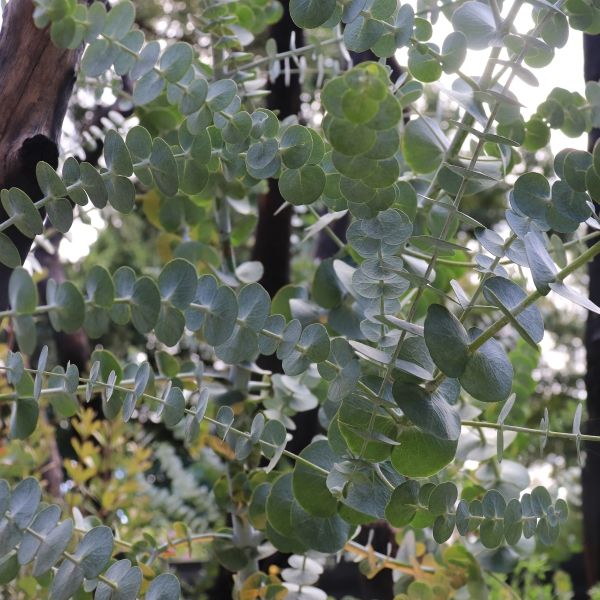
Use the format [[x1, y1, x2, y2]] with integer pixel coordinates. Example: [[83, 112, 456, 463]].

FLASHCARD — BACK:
[[2, 0, 600, 596]]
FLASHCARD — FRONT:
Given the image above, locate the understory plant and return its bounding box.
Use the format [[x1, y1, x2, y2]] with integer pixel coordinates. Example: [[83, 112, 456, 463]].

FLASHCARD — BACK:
[[2, 0, 600, 597]]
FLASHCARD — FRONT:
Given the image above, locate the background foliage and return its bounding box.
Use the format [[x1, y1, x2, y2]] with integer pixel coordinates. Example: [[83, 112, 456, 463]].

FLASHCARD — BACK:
[[2, 0, 600, 597]]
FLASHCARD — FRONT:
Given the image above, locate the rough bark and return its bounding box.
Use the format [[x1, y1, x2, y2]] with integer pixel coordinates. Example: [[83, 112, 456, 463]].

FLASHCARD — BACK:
[[0, 0, 82, 498], [583, 32, 600, 589], [0, 0, 82, 309]]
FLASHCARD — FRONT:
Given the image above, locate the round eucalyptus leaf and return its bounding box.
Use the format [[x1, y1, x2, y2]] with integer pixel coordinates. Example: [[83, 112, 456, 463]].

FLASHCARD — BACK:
[[392, 380, 461, 441], [385, 480, 420, 527], [452, 1, 498, 49], [402, 117, 447, 174], [482, 276, 544, 344], [146, 573, 181, 600], [459, 330, 513, 403], [10, 398, 39, 440], [104, 130, 133, 176], [159, 258, 197, 309], [424, 304, 469, 377], [290, 0, 336, 28], [290, 502, 352, 553], [280, 125, 314, 169], [279, 165, 326, 205], [0, 233, 21, 268], [131, 276, 161, 333], [160, 42, 193, 83], [1, 188, 43, 238], [162, 387, 186, 427], [9, 268, 38, 315], [86, 265, 115, 309], [391, 428, 457, 477], [293, 440, 337, 517], [207, 79, 237, 112]]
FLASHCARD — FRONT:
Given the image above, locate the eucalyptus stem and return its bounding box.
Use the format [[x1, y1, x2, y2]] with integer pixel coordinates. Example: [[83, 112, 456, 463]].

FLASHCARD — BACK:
[[0, 364, 329, 477], [462, 419, 596, 443], [469, 238, 600, 353], [233, 35, 344, 73]]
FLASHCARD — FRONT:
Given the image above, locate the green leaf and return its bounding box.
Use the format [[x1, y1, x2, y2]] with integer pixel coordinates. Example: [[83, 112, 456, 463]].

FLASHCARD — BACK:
[[327, 118, 376, 155], [49, 281, 85, 333], [146, 573, 181, 600], [408, 44, 442, 82], [85, 265, 115, 309], [133, 70, 165, 105], [73, 526, 114, 578], [512, 174, 548, 225], [290, 0, 336, 28], [429, 481, 458, 517], [206, 79, 237, 112], [482, 277, 544, 346], [293, 440, 337, 517], [160, 42, 193, 82], [10, 477, 41, 528], [17, 504, 60, 565], [81, 39, 118, 77], [32, 519, 73, 577], [222, 111, 252, 145], [402, 117, 448, 174], [104, 130, 133, 176], [278, 165, 326, 205], [162, 386, 186, 427], [94, 560, 142, 600], [267, 473, 299, 538], [1, 188, 43, 238], [441, 31, 467, 73], [46, 197, 73, 233], [280, 125, 314, 169], [104, 1, 135, 40], [36, 161, 67, 198], [452, 1, 498, 50], [392, 380, 461, 441], [159, 258, 197, 309], [10, 398, 39, 440], [126, 126, 153, 162], [503, 498, 523, 545], [150, 138, 179, 196], [391, 428, 457, 477], [424, 304, 469, 377], [131, 276, 161, 333], [344, 16, 385, 53], [9, 268, 38, 315], [80, 162, 108, 208], [290, 502, 352, 553], [51, 558, 83, 600], [385, 480, 420, 527], [524, 232, 557, 295], [204, 285, 238, 346], [0, 233, 21, 268], [338, 393, 397, 462], [460, 330, 513, 403]]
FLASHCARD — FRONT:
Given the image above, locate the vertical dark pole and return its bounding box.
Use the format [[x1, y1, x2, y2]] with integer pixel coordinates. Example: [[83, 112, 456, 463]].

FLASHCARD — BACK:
[[583, 33, 600, 589], [251, 1, 303, 298]]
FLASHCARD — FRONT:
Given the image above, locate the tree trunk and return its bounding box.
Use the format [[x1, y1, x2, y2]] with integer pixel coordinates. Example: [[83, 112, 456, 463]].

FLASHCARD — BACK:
[[251, 0, 302, 299], [0, 0, 82, 309], [583, 32, 600, 589]]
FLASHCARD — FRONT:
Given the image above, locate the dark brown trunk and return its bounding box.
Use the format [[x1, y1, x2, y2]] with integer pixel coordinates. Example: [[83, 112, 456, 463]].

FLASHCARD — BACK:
[[0, 0, 82, 497], [251, 1, 302, 298], [0, 0, 82, 310], [583, 32, 600, 589]]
